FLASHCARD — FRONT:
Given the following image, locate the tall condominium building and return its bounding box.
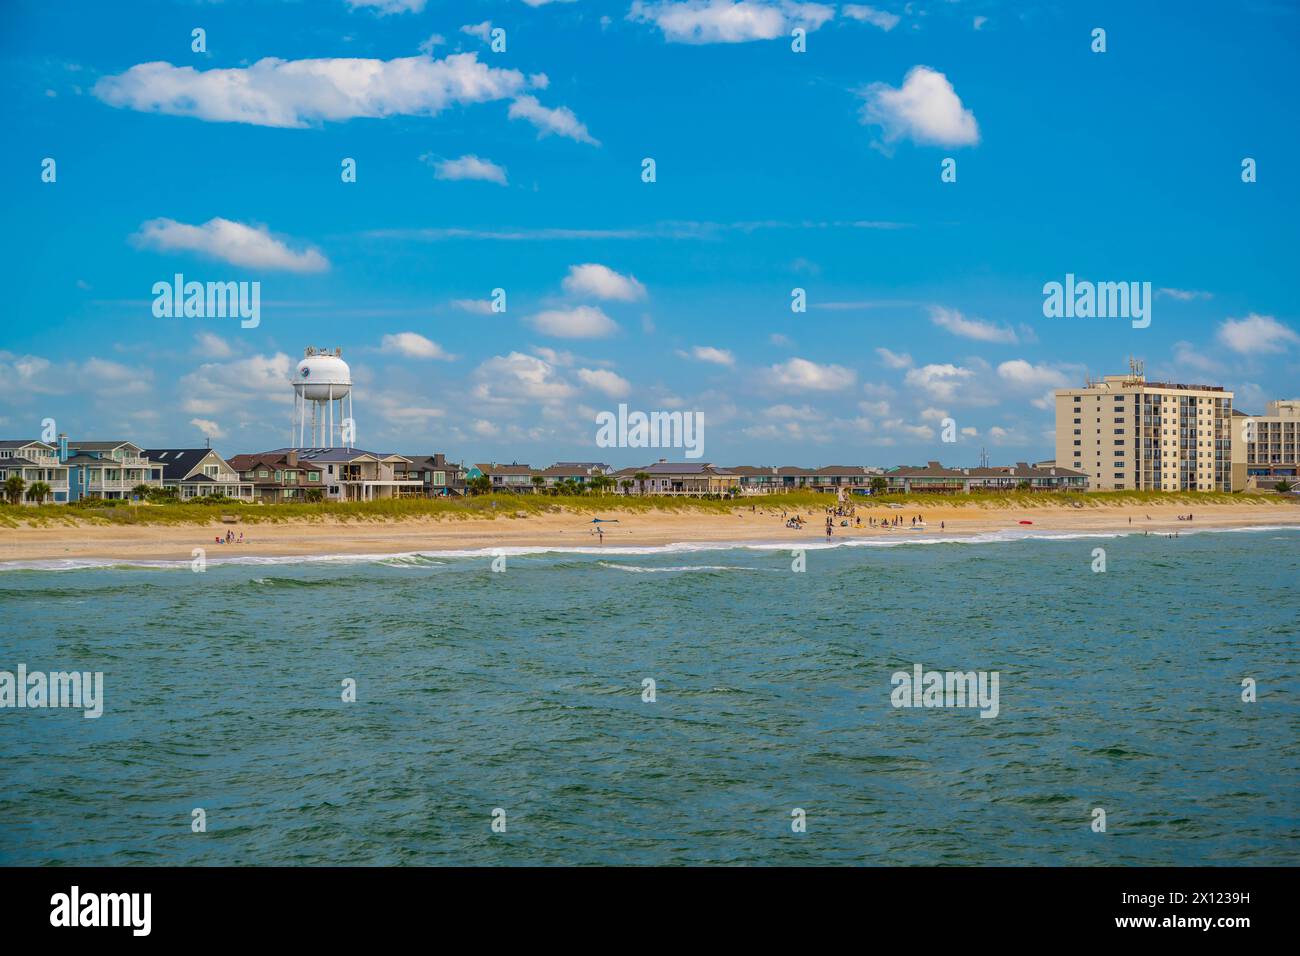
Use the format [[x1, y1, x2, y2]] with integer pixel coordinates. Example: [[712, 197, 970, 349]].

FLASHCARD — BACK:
[[1054, 362, 1233, 491], [1243, 399, 1300, 488]]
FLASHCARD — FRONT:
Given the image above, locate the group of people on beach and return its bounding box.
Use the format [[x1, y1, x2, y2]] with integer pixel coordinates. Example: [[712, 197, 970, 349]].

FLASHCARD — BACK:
[[767, 504, 932, 538], [213, 529, 245, 545]]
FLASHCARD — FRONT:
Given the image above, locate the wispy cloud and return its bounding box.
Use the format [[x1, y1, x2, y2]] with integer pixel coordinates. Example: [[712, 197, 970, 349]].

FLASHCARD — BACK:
[[360, 219, 909, 242], [929, 305, 1017, 344], [423, 153, 508, 185], [678, 345, 736, 366], [508, 95, 599, 145], [526, 305, 620, 338], [842, 5, 899, 31]]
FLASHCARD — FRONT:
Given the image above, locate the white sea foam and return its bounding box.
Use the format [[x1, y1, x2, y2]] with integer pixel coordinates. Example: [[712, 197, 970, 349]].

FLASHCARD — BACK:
[[1, 524, 1296, 572], [599, 562, 765, 573]]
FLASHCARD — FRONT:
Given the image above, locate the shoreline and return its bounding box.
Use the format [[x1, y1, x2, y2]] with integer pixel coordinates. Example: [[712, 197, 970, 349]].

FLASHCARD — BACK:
[[2, 500, 1297, 568]]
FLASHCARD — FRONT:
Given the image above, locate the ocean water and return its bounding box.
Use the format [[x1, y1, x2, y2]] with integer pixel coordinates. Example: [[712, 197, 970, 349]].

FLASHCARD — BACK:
[[1, 526, 1296, 866]]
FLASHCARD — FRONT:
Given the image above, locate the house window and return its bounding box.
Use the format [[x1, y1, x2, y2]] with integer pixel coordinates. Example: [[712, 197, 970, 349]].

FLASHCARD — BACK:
[[259, 470, 269, 478], [203, 465, 220, 478], [308, 472, 320, 482], [434, 471, 446, 485]]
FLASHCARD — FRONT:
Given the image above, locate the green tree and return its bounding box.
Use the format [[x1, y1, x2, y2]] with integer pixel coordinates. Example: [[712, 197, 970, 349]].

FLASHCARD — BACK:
[[531, 474, 545, 494], [25, 481, 52, 504], [467, 474, 492, 496], [4, 474, 26, 505], [869, 476, 887, 494], [634, 471, 650, 496], [131, 483, 153, 499], [1276, 480, 1294, 493], [619, 479, 633, 494]]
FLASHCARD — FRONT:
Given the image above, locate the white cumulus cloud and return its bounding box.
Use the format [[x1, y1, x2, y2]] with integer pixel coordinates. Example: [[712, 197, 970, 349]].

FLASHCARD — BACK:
[[577, 368, 631, 398], [1216, 314, 1299, 354], [904, 363, 974, 402], [527, 305, 620, 338], [379, 332, 455, 360], [629, 1, 834, 45], [189, 417, 226, 439], [132, 218, 329, 272], [858, 65, 979, 147], [562, 263, 647, 301], [766, 357, 856, 391], [473, 351, 577, 403], [93, 53, 583, 139]]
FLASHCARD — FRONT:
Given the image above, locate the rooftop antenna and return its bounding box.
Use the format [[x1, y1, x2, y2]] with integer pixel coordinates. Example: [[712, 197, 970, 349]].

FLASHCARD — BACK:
[[979, 446, 989, 469]]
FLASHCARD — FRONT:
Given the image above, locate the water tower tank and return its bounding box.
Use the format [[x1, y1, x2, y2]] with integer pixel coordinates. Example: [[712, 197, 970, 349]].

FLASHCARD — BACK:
[[294, 352, 352, 401]]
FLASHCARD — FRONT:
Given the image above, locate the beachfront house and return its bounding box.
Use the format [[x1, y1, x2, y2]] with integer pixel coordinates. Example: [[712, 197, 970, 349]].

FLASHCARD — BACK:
[[62, 440, 163, 501], [611, 460, 740, 496], [231, 448, 422, 503], [0, 439, 71, 504], [476, 462, 540, 493], [535, 461, 613, 492], [144, 448, 256, 501], [392, 453, 468, 497]]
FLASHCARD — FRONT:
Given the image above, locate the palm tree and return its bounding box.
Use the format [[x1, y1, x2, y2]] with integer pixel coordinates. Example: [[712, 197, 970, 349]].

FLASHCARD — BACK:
[[467, 475, 492, 496], [531, 474, 545, 494], [633, 471, 650, 496], [619, 479, 633, 494], [590, 475, 612, 495], [869, 476, 887, 495], [4, 474, 26, 505], [25, 481, 52, 505], [131, 483, 153, 499]]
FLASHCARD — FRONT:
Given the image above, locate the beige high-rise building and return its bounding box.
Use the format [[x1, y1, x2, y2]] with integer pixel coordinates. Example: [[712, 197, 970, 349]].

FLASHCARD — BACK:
[[1054, 361, 1233, 491]]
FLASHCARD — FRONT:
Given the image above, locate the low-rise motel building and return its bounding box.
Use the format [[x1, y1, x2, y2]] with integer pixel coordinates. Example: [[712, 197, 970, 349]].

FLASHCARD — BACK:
[[729, 465, 884, 494], [1054, 362, 1233, 491], [882, 461, 1089, 494], [611, 460, 741, 495]]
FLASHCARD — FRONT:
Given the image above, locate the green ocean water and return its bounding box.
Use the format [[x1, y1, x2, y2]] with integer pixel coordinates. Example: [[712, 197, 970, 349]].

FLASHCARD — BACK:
[[1, 526, 1297, 865]]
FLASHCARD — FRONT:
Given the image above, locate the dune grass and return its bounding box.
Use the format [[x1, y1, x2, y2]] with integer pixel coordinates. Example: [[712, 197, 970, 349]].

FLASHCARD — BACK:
[[0, 489, 1288, 529]]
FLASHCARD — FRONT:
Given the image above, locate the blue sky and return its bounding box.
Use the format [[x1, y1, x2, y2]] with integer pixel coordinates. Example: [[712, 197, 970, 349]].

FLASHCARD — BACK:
[[1, 0, 1297, 467]]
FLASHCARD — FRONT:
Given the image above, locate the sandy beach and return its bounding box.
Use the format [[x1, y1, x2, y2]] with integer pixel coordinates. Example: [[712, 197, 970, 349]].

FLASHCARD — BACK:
[[2, 499, 1297, 565]]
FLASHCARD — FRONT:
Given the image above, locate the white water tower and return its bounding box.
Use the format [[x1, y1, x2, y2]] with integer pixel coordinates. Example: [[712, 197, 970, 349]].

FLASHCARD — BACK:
[[292, 346, 354, 448]]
